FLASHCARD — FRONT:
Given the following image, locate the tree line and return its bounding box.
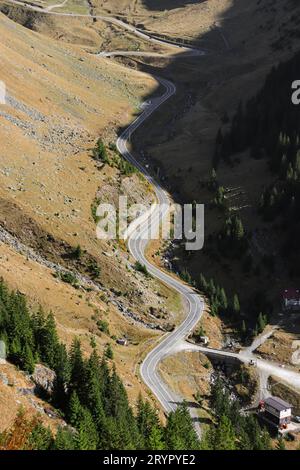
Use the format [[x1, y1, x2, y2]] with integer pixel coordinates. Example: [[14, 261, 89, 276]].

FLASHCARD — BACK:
[[198, 273, 268, 340], [0, 278, 199, 450], [215, 51, 300, 278], [201, 377, 272, 450], [93, 139, 137, 177]]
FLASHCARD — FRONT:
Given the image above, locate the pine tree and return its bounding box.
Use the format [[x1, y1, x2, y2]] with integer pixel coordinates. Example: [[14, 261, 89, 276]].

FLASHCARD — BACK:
[[211, 415, 236, 450], [136, 396, 160, 449], [68, 391, 83, 428], [105, 343, 114, 360], [22, 343, 35, 374], [104, 367, 140, 449], [210, 168, 218, 189], [53, 427, 76, 450], [208, 279, 216, 297], [53, 343, 70, 409], [32, 310, 60, 369], [244, 415, 271, 450], [233, 217, 245, 241], [241, 320, 247, 337], [233, 294, 241, 316], [84, 350, 106, 438], [165, 403, 200, 450], [75, 408, 98, 450], [257, 312, 267, 334], [28, 422, 53, 450], [148, 426, 165, 450], [198, 274, 208, 292], [68, 391, 98, 450], [69, 338, 86, 399], [219, 288, 228, 311]]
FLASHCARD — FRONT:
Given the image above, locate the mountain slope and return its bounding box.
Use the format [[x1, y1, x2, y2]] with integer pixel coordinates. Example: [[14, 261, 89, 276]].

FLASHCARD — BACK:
[[0, 9, 184, 417]]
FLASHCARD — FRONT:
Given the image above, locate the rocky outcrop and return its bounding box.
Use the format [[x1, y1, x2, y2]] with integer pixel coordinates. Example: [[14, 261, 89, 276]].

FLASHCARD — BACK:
[[32, 364, 56, 395]]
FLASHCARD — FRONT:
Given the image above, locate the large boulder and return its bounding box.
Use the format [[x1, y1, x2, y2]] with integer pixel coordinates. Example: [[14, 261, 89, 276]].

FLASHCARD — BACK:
[[31, 364, 56, 395]]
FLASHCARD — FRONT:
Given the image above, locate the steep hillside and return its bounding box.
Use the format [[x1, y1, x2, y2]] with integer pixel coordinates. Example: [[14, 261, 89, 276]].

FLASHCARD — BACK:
[[0, 279, 200, 450], [0, 9, 184, 419], [127, 0, 300, 322], [1, 0, 299, 453], [0, 0, 171, 52], [0, 362, 65, 434]]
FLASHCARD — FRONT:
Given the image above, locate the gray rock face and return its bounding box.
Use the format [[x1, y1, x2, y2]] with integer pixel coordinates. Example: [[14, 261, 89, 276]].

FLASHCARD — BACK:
[[0, 372, 9, 386], [32, 364, 56, 395], [17, 387, 35, 396]]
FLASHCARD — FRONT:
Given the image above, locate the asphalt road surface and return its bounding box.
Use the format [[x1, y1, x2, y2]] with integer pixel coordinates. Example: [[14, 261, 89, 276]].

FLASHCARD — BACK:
[[9, 0, 205, 433], [117, 76, 205, 431], [6, 0, 205, 56], [179, 332, 300, 400], [6, 0, 300, 432], [5, 0, 206, 433]]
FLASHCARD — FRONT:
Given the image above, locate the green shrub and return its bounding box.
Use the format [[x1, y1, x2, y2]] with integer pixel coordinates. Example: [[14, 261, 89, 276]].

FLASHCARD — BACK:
[[73, 244, 82, 259], [91, 198, 101, 223], [97, 319, 110, 335], [88, 260, 101, 279], [134, 261, 150, 277], [56, 271, 78, 287], [93, 139, 109, 163], [105, 343, 114, 359]]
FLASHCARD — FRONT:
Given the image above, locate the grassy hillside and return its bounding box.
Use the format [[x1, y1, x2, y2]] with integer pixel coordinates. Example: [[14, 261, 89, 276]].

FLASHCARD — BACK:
[[0, 8, 185, 419]]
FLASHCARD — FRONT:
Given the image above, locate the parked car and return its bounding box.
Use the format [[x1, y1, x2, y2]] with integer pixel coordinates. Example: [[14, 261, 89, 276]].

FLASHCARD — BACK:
[[249, 359, 257, 366]]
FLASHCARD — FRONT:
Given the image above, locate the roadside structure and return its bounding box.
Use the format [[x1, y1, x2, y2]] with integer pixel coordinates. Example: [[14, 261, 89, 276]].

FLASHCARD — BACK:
[[259, 396, 292, 430], [282, 288, 300, 311]]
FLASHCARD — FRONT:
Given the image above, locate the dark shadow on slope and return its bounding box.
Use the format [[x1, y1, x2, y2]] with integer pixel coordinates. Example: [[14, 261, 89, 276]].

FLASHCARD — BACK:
[[141, 0, 206, 11], [115, 0, 300, 212], [170, 401, 213, 425], [113, 0, 300, 342], [171, 400, 201, 409]]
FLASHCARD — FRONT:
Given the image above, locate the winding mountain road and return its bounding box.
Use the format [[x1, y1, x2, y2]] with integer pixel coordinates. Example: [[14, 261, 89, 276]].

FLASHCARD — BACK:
[[178, 337, 300, 399], [4, 0, 206, 429], [117, 76, 205, 422], [104, 53, 300, 421], [6, 0, 300, 430], [5, 0, 203, 57], [98, 49, 204, 59]]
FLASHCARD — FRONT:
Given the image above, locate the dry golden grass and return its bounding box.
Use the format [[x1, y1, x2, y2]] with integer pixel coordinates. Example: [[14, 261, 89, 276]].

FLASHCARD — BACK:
[[269, 377, 300, 416], [0, 362, 65, 433], [0, 242, 164, 414], [0, 8, 186, 417], [159, 351, 212, 402], [257, 328, 300, 370], [196, 307, 224, 350], [2, 0, 300, 426]]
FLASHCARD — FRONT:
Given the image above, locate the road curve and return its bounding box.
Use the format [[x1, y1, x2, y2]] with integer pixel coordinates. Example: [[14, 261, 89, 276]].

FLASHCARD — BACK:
[[116, 76, 205, 424], [5, 0, 206, 426], [177, 335, 300, 400], [5, 0, 204, 56], [9, 0, 300, 427], [98, 49, 204, 59]]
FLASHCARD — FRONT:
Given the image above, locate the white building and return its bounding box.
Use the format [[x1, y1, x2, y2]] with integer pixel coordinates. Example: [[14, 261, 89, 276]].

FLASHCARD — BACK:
[[263, 397, 292, 428]]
